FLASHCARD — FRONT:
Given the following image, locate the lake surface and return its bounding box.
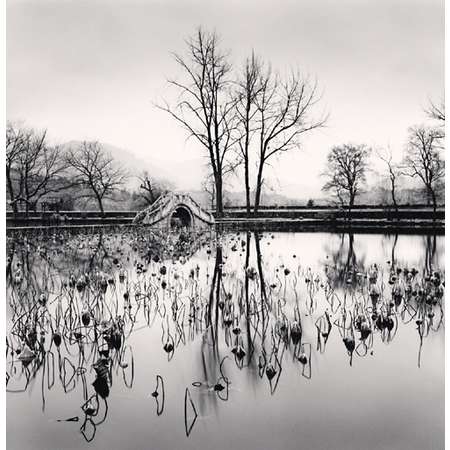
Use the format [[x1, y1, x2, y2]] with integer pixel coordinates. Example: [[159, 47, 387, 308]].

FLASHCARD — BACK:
[[6, 229, 445, 450]]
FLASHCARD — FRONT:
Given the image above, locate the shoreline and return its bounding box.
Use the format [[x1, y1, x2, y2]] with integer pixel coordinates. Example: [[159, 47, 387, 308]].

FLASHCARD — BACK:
[[6, 206, 445, 235], [6, 218, 444, 235]]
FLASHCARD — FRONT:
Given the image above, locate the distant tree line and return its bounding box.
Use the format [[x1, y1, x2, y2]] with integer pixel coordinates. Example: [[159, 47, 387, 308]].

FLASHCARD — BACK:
[[321, 116, 444, 213], [6, 122, 170, 217]]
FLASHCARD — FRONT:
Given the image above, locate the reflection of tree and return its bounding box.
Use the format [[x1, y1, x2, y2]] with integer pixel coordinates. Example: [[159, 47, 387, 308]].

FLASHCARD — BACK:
[[254, 232, 268, 308], [205, 244, 223, 349], [346, 234, 356, 268], [381, 233, 399, 267], [194, 243, 236, 420], [6, 227, 446, 442], [254, 231, 270, 363], [391, 234, 398, 266], [243, 232, 256, 362], [88, 231, 109, 271], [424, 234, 437, 274], [324, 233, 366, 289]]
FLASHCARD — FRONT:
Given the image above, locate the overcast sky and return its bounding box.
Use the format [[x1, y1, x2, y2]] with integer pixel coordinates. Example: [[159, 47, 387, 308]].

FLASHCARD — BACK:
[[7, 0, 444, 197]]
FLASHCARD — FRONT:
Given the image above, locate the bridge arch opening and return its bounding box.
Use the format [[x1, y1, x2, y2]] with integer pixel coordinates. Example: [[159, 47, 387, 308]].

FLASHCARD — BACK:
[[170, 205, 192, 229]]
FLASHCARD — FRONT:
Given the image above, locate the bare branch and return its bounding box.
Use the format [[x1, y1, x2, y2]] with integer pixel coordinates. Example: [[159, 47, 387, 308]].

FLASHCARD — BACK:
[[66, 141, 128, 215]]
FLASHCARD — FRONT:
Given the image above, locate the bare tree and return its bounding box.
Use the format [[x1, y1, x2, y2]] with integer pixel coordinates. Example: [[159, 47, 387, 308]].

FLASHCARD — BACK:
[[137, 171, 171, 206], [403, 125, 444, 212], [157, 28, 238, 217], [376, 146, 401, 213], [6, 122, 68, 216], [66, 141, 128, 216], [253, 68, 326, 214], [322, 144, 371, 214], [138, 172, 155, 205]]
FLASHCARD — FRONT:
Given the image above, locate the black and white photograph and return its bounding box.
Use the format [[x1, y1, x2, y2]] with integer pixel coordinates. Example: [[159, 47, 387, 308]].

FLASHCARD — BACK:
[[5, 1, 446, 449]]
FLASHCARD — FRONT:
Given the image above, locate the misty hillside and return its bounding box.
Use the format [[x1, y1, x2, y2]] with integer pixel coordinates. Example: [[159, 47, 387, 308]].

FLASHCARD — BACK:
[[62, 141, 207, 191]]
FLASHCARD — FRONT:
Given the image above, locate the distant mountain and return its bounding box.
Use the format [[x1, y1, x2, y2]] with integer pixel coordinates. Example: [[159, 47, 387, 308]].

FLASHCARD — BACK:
[[62, 141, 206, 191]]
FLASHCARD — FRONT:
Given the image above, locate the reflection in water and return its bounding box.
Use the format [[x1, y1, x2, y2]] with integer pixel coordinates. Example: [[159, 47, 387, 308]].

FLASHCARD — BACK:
[[424, 234, 437, 274], [6, 228, 444, 448]]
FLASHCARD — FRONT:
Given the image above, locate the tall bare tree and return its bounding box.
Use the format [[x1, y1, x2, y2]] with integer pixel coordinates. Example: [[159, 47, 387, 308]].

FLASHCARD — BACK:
[[6, 122, 68, 216], [252, 68, 326, 214], [403, 125, 444, 212], [66, 141, 128, 216], [157, 28, 237, 217], [376, 146, 401, 212], [322, 144, 371, 214], [235, 53, 263, 216]]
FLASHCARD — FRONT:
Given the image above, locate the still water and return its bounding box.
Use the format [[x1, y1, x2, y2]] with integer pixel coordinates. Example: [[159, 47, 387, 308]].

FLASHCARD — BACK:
[[6, 230, 444, 450]]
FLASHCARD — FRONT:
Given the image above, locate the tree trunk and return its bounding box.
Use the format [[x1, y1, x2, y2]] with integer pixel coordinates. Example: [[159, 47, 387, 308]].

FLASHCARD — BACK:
[[244, 158, 251, 217], [253, 161, 264, 216], [425, 188, 432, 207], [24, 161, 30, 218], [390, 177, 398, 214], [430, 188, 437, 214], [96, 194, 105, 217], [6, 168, 17, 214], [348, 193, 355, 221], [215, 176, 223, 218], [243, 99, 251, 217], [25, 185, 30, 219]]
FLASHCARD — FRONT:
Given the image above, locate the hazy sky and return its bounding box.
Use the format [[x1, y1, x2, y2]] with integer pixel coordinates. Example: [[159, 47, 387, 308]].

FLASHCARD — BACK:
[[7, 0, 444, 197]]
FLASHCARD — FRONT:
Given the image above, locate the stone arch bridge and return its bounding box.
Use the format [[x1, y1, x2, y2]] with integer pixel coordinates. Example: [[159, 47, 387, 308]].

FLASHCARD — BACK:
[[133, 193, 214, 229]]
